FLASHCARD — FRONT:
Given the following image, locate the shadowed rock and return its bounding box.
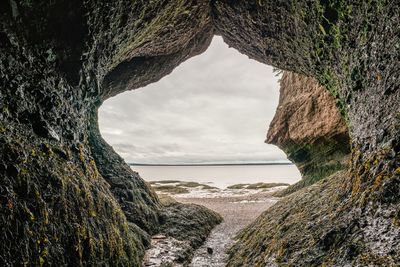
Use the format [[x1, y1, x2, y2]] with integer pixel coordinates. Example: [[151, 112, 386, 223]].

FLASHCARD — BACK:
[[0, 1, 214, 265]]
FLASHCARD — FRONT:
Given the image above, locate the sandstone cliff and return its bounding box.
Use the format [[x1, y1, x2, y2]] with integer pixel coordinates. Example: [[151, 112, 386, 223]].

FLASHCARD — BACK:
[[267, 71, 350, 195]]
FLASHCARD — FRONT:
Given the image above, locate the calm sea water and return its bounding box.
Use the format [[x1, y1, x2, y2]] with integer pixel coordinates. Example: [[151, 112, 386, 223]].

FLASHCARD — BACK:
[[131, 165, 301, 189]]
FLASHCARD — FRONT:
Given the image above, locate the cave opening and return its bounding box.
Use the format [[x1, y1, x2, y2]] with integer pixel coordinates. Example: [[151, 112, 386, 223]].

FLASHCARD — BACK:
[[98, 36, 301, 188], [2, 1, 398, 266], [97, 36, 302, 264]]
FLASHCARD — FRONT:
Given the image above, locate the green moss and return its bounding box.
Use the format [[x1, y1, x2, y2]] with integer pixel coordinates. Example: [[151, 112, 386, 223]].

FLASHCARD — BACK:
[[319, 68, 349, 122], [228, 183, 289, 190], [227, 168, 400, 265], [158, 194, 177, 205], [159, 202, 223, 249], [39, 256, 45, 267], [277, 161, 345, 196], [78, 144, 85, 162], [330, 24, 342, 49], [111, 0, 205, 70], [179, 181, 205, 188], [152, 185, 189, 194], [150, 181, 218, 194], [276, 136, 350, 196], [227, 183, 249, 189], [179, 181, 217, 190], [25, 207, 36, 222], [2, 106, 10, 116], [0, 139, 146, 265], [318, 24, 327, 35], [309, 0, 381, 126], [43, 143, 54, 157], [0, 125, 6, 133], [149, 180, 181, 184]]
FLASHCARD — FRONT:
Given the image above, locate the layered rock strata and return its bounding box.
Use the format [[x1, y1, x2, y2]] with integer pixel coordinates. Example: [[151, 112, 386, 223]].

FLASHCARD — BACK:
[[267, 71, 350, 195]]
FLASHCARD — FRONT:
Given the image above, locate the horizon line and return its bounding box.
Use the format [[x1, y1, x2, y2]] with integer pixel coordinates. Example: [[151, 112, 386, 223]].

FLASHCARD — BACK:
[[128, 162, 293, 167]]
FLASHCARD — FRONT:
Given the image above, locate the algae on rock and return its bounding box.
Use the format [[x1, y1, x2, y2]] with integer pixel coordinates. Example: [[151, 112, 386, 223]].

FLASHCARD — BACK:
[[213, 1, 400, 265], [1, 0, 399, 266], [0, 0, 215, 265], [267, 71, 350, 196]]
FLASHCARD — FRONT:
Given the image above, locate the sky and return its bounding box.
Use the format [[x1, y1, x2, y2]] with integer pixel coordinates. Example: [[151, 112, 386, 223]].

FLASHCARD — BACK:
[[99, 36, 289, 164]]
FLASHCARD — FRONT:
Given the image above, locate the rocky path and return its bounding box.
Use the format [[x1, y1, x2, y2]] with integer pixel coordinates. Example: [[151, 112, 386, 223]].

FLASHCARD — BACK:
[[177, 193, 279, 267]]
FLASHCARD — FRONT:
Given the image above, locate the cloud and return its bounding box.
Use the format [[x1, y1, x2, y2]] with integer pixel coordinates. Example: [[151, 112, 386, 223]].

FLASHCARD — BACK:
[[98, 36, 288, 164]]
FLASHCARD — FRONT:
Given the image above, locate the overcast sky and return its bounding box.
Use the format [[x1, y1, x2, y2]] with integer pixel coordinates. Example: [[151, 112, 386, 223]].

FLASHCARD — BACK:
[[99, 36, 288, 164]]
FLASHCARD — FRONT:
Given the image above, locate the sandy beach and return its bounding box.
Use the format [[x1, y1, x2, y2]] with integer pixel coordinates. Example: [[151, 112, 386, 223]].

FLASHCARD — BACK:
[[142, 182, 286, 267], [177, 191, 279, 267]]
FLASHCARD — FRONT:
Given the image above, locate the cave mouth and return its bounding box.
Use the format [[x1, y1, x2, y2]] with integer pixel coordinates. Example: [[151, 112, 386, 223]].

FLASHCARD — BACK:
[[2, 1, 398, 266], [97, 36, 302, 264], [98, 36, 301, 190]]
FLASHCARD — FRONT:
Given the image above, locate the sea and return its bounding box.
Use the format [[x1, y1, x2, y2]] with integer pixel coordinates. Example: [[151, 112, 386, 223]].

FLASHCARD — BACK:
[[130, 164, 301, 189]]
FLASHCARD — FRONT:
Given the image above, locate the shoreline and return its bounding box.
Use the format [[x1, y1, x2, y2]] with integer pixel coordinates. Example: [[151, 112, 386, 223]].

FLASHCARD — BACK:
[[144, 182, 285, 266], [129, 162, 293, 167], [178, 191, 279, 266]]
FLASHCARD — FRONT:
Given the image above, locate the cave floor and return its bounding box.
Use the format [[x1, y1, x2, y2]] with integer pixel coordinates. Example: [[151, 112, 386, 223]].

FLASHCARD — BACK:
[[177, 192, 279, 266]]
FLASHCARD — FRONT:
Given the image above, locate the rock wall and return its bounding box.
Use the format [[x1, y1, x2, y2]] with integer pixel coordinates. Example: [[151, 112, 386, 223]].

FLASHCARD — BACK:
[[1, 0, 399, 266], [267, 71, 350, 195], [0, 1, 215, 266], [213, 0, 399, 154], [212, 1, 400, 265]]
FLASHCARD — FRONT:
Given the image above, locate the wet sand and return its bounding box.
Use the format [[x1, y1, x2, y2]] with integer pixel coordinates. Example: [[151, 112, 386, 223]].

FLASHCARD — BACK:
[[176, 191, 279, 267]]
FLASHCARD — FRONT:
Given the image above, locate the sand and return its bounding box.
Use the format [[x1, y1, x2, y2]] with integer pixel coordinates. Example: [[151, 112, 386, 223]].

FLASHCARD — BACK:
[[143, 184, 285, 267], [176, 190, 280, 267]]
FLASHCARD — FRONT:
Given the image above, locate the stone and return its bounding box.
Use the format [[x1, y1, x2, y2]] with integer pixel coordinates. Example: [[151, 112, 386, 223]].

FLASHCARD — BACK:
[[153, 235, 167, 240], [0, 0, 398, 266], [267, 71, 350, 195]]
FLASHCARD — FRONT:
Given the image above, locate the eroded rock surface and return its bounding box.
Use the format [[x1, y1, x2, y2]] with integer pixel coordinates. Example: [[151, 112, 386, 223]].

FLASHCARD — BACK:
[[214, 1, 400, 265], [267, 71, 350, 195], [143, 196, 222, 266], [143, 235, 191, 267], [228, 170, 400, 266], [1, 0, 399, 266], [213, 0, 399, 154], [0, 1, 214, 266]]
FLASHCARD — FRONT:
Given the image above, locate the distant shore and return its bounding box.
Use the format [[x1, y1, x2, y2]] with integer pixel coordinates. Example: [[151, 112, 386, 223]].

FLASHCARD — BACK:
[[132, 164, 300, 189], [129, 162, 293, 167]]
